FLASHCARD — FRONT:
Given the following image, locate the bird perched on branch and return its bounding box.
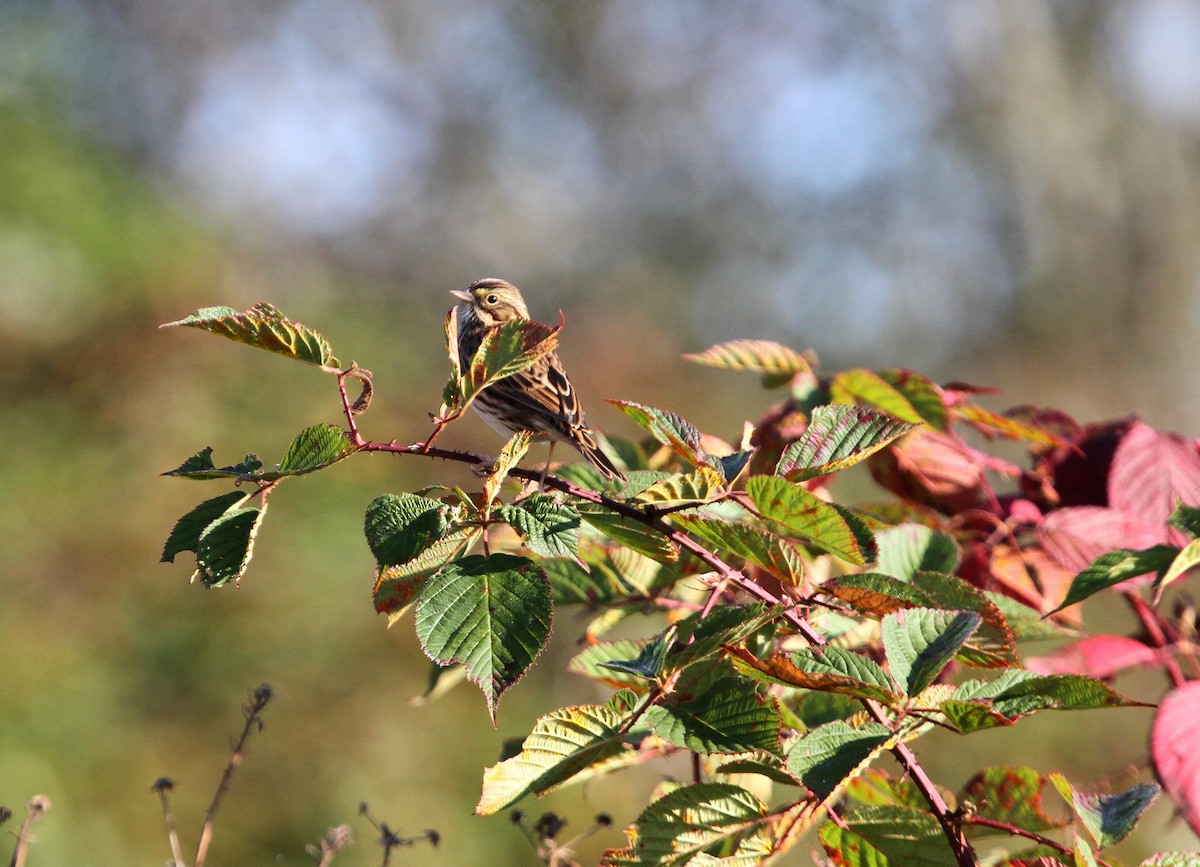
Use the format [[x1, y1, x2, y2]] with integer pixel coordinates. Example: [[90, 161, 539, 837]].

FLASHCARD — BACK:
[[449, 278, 625, 481]]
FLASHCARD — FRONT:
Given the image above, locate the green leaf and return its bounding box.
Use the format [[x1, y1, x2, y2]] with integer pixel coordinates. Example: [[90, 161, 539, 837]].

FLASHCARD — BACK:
[[1048, 775, 1159, 848], [882, 608, 981, 695], [960, 766, 1070, 834], [497, 494, 581, 560], [830, 369, 927, 426], [775, 405, 918, 481], [608, 399, 708, 466], [1156, 538, 1200, 601], [415, 554, 552, 719], [578, 502, 678, 562], [645, 675, 783, 756], [276, 423, 354, 475], [162, 302, 339, 367], [671, 515, 807, 585], [682, 339, 813, 378], [955, 403, 1065, 447], [786, 720, 894, 801], [483, 431, 533, 505], [878, 369, 949, 432], [601, 783, 772, 866], [372, 528, 479, 622], [1049, 546, 1178, 614], [940, 671, 1147, 733], [716, 755, 801, 786], [195, 506, 266, 587], [822, 805, 950, 866], [746, 475, 877, 566], [875, 524, 960, 581], [726, 646, 900, 705], [163, 447, 263, 480], [542, 555, 643, 605], [635, 465, 725, 508], [824, 572, 931, 616], [568, 639, 654, 691], [668, 604, 777, 672], [476, 699, 631, 814], [161, 491, 250, 563], [1140, 854, 1200, 867], [364, 493, 450, 568], [601, 625, 677, 681], [1168, 503, 1200, 539], [444, 311, 562, 416]]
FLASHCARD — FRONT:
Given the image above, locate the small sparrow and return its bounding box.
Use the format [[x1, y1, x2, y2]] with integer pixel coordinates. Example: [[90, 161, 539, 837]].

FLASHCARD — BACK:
[[450, 278, 625, 481]]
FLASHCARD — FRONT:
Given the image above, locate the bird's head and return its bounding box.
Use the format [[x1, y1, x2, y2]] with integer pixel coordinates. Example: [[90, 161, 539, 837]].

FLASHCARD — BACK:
[[450, 278, 530, 326]]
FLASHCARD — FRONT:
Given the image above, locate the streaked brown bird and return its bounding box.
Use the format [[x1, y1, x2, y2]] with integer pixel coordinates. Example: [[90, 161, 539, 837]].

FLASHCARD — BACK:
[[449, 278, 625, 481]]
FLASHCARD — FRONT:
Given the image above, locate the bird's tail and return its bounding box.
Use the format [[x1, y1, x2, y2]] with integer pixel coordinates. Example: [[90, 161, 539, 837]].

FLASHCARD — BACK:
[[572, 429, 626, 482]]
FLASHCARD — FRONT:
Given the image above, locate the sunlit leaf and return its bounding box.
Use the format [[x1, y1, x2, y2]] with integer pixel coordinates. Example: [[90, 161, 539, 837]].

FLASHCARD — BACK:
[[682, 339, 813, 378], [775, 405, 918, 481], [830, 369, 927, 426], [1048, 774, 1158, 848], [645, 675, 783, 755], [635, 465, 725, 509], [568, 639, 654, 691], [746, 475, 876, 566], [960, 766, 1070, 834], [608, 399, 708, 466], [786, 720, 894, 801], [672, 515, 807, 585], [726, 645, 900, 705], [820, 805, 947, 866], [162, 302, 339, 367], [364, 493, 451, 568], [940, 670, 1148, 733], [497, 494, 581, 561], [415, 554, 552, 719], [875, 524, 959, 581], [477, 698, 632, 814], [601, 625, 677, 681], [276, 423, 354, 475], [1151, 681, 1200, 837], [1048, 546, 1178, 615], [195, 506, 266, 587], [481, 430, 534, 505], [956, 403, 1066, 447], [578, 502, 678, 562], [882, 608, 981, 695], [1156, 538, 1200, 601], [372, 528, 479, 622]]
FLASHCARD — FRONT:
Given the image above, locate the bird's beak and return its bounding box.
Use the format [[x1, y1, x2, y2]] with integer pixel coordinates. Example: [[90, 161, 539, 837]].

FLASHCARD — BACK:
[[449, 289, 472, 303]]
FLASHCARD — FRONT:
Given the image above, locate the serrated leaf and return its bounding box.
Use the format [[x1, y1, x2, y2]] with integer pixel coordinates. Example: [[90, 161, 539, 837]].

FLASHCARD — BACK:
[[746, 475, 876, 566], [1048, 546, 1178, 615], [882, 608, 981, 695], [822, 805, 949, 866], [1169, 503, 1200, 539], [940, 671, 1147, 733], [476, 700, 632, 814], [956, 403, 1065, 447], [824, 572, 931, 616], [372, 528, 479, 621], [497, 494, 581, 560], [830, 369, 927, 427], [608, 399, 708, 466], [911, 572, 1020, 667], [683, 340, 813, 377], [195, 506, 266, 587], [1048, 775, 1159, 848], [672, 515, 807, 585], [960, 767, 1070, 834], [786, 720, 894, 801], [483, 430, 533, 505], [645, 675, 783, 756], [415, 554, 552, 719], [878, 369, 949, 432], [276, 423, 354, 475], [776, 405, 918, 481], [726, 645, 900, 705], [716, 755, 801, 786], [161, 491, 251, 563], [668, 604, 777, 672], [568, 639, 654, 691], [163, 447, 264, 480], [636, 465, 725, 508], [364, 493, 451, 568], [875, 524, 959, 581], [542, 555, 642, 605], [601, 783, 772, 866], [578, 502, 678, 562], [162, 302, 339, 367], [443, 311, 562, 417]]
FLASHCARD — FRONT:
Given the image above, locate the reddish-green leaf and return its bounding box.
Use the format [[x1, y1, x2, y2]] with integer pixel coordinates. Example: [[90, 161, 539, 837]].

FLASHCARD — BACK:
[[726, 645, 901, 705], [746, 475, 876, 566], [672, 514, 807, 585], [607, 399, 707, 466], [960, 767, 1070, 834], [162, 302, 339, 367], [776, 405, 918, 481]]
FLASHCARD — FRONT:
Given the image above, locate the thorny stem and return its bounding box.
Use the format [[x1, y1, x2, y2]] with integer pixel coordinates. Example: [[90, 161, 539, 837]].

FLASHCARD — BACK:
[[864, 700, 977, 867], [194, 685, 274, 867], [965, 816, 1114, 866]]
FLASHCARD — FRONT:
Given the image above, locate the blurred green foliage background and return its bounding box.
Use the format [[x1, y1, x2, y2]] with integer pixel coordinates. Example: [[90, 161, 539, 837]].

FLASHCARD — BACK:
[[2, 1, 1199, 863]]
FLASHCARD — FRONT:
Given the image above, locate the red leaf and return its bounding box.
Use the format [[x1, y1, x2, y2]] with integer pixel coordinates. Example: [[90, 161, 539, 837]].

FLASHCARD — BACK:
[[1027, 635, 1160, 679], [1152, 681, 1200, 837], [1038, 507, 1167, 572], [1109, 422, 1200, 533], [1023, 416, 1134, 508]]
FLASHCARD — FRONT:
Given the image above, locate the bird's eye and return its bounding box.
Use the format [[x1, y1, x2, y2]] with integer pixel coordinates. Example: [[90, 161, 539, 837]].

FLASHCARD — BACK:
[[486, 294, 499, 305]]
